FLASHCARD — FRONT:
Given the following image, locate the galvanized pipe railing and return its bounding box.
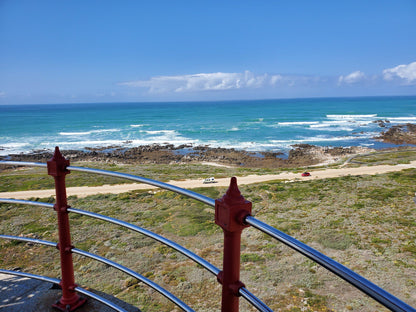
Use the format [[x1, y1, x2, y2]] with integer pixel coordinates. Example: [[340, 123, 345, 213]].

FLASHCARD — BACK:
[[245, 216, 416, 312], [0, 269, 128, 312], [1, 154, 416, 312], [0, 197, 272, 312], [0, 234, 194, 312], [67, 165, 216, 207], [72, 247, 194, 312], [0, 160, 215, 206], [66, 206, 220, 276], [0, 197, 220, 274], [238, 287, 273, 312]]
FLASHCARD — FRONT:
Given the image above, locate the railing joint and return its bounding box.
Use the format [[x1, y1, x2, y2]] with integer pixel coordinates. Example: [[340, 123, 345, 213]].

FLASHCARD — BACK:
[[229, 281, 245, 297], [238, 211, 252, 226], [54, 204, 71, 212], [64, 245, 74, 253]]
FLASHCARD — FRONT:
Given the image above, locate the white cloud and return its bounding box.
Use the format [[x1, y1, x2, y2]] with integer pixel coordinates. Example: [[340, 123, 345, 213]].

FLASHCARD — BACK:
[[0, 91, 5, 98], [338, 71, 366, 85], [121, 72, 243, 93], [244, 71, 268, 88], [270, 75, 283, 85], [119, 71, 311, 94], [383, 61, 416, 84], [175, 72, 243, 92]]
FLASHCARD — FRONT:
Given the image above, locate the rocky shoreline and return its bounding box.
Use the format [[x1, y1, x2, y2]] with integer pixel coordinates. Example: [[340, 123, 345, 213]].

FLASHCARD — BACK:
[[1, 144, 373, 168], [377, 123, 416, 145], [2, 123, 415, 168]]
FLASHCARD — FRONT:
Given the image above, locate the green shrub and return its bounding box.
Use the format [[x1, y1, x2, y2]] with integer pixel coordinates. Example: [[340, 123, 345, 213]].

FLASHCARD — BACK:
[[241, 253, 264, 263]]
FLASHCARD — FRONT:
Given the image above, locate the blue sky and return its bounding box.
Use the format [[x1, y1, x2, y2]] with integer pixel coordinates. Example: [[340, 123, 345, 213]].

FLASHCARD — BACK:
[[1, 0, 415, 104]]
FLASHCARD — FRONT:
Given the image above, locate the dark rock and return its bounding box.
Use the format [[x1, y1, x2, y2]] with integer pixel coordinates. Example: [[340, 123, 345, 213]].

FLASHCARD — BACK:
[[377, 123, 416, 145]]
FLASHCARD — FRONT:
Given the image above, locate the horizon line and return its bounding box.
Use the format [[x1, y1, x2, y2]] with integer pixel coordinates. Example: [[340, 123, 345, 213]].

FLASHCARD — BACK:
[[1, 94, 416, 106]]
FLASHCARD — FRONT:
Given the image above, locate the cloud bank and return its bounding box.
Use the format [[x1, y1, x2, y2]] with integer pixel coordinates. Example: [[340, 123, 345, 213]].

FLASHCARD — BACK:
[[118, 62, 416, 98], [3, 62, 416, 104], [383, 61, 416, 84], [120, 71, 311, 93]]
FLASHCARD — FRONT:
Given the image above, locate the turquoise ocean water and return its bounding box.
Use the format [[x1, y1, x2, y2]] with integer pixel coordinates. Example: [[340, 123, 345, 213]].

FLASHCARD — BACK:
[[1, 96, 415, 156]]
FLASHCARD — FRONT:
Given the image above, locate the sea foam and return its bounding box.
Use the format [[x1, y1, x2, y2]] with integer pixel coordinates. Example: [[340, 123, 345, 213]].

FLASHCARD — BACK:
[[278, 121, 320, 126], [326, 114, 378, 119], [59, 129, 121, 136]]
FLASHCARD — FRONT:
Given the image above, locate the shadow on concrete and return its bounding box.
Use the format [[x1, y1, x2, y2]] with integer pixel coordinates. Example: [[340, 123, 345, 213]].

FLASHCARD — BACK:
[[0, 273, 141, 311]]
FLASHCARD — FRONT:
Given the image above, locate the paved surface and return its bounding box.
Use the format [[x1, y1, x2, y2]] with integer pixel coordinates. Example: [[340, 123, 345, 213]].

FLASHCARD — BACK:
[[0, 273, 140, 312]]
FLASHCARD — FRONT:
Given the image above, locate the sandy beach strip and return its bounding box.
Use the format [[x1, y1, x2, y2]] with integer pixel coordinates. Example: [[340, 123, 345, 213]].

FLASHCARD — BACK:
[[1, 161, 415, 200]]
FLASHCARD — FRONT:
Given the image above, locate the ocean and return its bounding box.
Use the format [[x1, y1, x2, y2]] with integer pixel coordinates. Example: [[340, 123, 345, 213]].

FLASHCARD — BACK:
[[1, 96, 415, 156]]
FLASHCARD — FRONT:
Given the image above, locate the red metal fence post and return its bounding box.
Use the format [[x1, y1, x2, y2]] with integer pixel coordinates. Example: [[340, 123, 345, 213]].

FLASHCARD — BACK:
[[215, 177, 252, 312], [47, 147, 86, 311]]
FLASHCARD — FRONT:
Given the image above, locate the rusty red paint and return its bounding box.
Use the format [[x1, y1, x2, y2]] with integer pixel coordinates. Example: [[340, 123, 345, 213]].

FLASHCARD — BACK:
[[48, 147, 86, 311], [215, 177, 252, 312]]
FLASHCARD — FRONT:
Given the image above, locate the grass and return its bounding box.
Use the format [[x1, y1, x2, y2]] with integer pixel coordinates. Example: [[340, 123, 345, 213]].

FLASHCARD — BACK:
[[0, 161, 277, 192], [350, 149, 416, 165], [1, 161, 416, 311]]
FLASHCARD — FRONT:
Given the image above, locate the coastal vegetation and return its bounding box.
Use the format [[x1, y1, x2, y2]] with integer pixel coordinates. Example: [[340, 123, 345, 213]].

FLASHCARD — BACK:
[[0, 150, 415, 311], [2, 147, 416, 192], [0, 161, 278, 192]]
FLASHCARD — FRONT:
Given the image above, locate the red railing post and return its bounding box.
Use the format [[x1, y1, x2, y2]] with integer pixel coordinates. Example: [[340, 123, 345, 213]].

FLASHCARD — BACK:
[[215, 177, 252, 312], [47, 147, 86, 311]]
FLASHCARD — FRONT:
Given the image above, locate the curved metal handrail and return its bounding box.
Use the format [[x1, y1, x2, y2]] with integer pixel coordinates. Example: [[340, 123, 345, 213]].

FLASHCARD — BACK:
[[0, 161, 215, 206], [0, 159, 214, 216], [0, 198, 220, 276], [3, 160, 414, 311], [0, 234, 56, 248], [245, 216, 416, 312], [0, 234, 194, 312], [67, 164, 215, 207], [239, 287, 273, 312], [0, 198, 273, 311], [0, 161, 47, 168], [72, 248, 194, 312], [67, 207, 220, 276], [0, 269, 128, 312], [67, 165, 216, 207], [0, 198, 54, 208], [69, 165, 216, 206]]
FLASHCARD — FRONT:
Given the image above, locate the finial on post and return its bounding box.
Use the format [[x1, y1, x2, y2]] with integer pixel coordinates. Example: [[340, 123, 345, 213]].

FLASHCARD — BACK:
[[47, 146, 70, 177], [222, 177, 245, 205], [215, 177, 252, 232], [52, 146, 64, 160]]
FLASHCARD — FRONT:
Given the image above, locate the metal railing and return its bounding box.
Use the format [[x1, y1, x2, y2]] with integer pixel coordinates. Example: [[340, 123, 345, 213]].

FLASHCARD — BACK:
[[0, 269, 130, 312], [0, 232, 193, 312], [0, 148, 415, 312]]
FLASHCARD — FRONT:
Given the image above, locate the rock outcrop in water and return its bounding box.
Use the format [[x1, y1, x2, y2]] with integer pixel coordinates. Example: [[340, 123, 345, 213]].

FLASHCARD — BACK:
[[377, 123, 416, 145]]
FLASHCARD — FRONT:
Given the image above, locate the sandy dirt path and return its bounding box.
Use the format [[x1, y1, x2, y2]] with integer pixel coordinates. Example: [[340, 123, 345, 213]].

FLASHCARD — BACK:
[[1, 161, 415, 199]]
